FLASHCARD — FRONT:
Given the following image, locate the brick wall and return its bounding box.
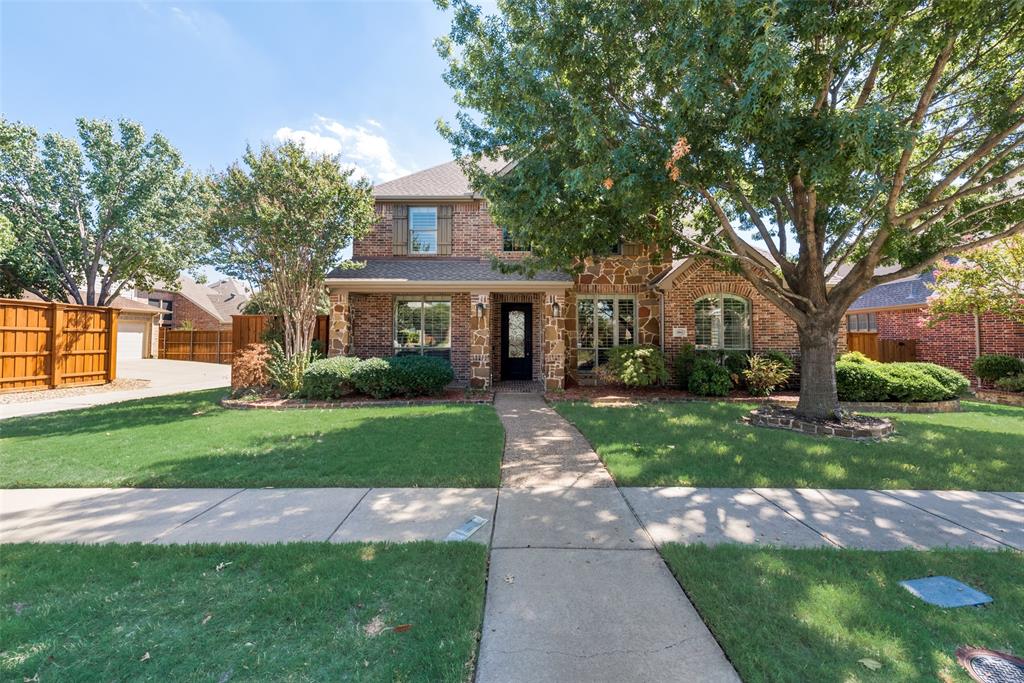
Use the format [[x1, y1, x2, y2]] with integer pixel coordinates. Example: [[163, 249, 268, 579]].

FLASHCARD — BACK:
[[355, 201, 531, 260], [349, 291, 472, 382], [875, 307, 1024, 382], [145, 293, 229, 331]]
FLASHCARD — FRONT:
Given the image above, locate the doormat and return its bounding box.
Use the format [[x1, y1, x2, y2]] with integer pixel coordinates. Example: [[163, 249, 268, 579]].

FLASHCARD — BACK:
[[899, 576, 992, 607]]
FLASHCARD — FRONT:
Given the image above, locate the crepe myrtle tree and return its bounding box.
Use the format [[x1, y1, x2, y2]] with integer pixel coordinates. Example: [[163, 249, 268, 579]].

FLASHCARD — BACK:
[[204, 141, 376, 358], [926, 234, 1024, 324], [437, 0, 1024, 418], [0, 118, 208, 305]]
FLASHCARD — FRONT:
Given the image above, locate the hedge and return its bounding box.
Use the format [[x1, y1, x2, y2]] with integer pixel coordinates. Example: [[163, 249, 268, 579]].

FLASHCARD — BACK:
[[972, 354, 1024, 382], [601, 345, 670, 387], [836, 359, 968, 402], [299, 356, 361, 400], [349, 356, 454, 399]]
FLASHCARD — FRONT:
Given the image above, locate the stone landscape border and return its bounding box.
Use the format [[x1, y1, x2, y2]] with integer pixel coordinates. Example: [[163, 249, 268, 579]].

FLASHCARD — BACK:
[[221, 393, 494, 410], [839, 399, 961, 413], [972, 390, 1024, 407], [547, 392, 960, 413], [745, 407, 895, 440]]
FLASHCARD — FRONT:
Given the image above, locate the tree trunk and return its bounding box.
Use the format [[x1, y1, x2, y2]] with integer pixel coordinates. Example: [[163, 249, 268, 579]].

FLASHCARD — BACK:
[[795, 318, 842, 419]]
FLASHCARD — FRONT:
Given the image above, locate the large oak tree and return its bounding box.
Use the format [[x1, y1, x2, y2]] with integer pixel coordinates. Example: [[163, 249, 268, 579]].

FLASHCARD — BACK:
[[437, 0, 1024, 417], [0, 118, 208, 306]]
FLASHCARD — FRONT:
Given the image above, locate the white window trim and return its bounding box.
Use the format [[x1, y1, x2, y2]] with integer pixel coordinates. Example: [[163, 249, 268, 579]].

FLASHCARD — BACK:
[[393, 295, 451, 354], [575, 295, 636, 370], [409, 206, 438, 255], [695, 294, 751, 351]]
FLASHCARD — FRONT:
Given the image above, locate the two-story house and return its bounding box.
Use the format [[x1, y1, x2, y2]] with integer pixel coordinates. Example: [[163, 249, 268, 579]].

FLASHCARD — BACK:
[[326, 159, 823, 390]]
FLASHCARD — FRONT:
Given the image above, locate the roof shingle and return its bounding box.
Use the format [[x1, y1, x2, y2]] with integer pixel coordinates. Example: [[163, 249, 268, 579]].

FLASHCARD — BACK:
[[372, 157, 509, 199]]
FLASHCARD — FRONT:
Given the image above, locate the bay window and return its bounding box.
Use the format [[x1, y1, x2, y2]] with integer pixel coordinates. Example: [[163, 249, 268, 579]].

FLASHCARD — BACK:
[[576, 296, 635, 371], [694, 294, 751, 350], [394, 296, 451, 357]]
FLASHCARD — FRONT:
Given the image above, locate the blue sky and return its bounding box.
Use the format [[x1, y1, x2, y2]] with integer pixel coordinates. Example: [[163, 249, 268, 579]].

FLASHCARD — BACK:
[[2, 0, 474, 183]]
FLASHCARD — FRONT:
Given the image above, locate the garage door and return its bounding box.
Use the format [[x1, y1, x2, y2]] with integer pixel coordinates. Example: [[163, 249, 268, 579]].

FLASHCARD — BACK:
[[117, 320, 146, 359]]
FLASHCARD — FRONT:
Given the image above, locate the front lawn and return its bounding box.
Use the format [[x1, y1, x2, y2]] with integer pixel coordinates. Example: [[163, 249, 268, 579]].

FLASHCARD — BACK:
[[662, 545, 1024, 683], [554, 400, 1024, 490], [0, 389, 503, 488], [1, 542, 487, 681]]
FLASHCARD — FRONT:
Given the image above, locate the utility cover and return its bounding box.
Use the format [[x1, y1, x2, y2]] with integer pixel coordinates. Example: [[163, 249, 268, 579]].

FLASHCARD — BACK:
[[957, 647, 1024, 683], [899, 576, 993, 608], [446, 515, 488, 541]]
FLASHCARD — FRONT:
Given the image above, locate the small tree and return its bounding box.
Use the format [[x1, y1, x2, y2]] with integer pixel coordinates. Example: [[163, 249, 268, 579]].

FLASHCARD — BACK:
[[205, 142, 376, 358], [0, 118, 208, 305], [438, 0, 1024, 419], [926, 236, 1024, 324]]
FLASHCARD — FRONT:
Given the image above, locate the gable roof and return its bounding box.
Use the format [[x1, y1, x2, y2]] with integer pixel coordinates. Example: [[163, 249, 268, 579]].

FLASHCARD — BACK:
[[372, 157, 510, 200], [148, 275, 250, 323], [20, 292, 164, 315]]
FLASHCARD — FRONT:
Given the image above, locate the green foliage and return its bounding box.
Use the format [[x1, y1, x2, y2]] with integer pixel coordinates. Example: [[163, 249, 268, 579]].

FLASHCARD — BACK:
[[350, 358, 401, 399], [836, 360, 960, 402], [299, 356, 361, 400], [995, 374, 1024, 392], [743, 355, 793, 397], [688, 359, 733, 397], [600, 345, 670, 387], [759, 350, 796, 372], [204, 141, 376, 357], [673, 344, 697, 389], [972, 354, 1024, 382], [927, 236, 1024, 325], [0, 118, 208, 304], [838, 351, 872, 364], [264, 341, 310, 396], [389, 355, 455, 396]]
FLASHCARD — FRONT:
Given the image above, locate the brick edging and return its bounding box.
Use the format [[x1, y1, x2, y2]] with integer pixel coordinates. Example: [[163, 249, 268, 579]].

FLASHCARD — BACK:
[[546, 393, 961, 413], [221, 394, 495, 410]]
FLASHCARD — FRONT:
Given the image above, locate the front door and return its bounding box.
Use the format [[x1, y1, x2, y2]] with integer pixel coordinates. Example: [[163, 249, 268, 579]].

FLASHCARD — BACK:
[[500, 303, 533, 381]]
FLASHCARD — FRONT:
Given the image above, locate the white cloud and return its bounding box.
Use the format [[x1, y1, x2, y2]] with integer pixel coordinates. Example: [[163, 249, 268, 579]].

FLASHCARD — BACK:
[[366, 118, 383, 129], [274, 116, 409, 183]]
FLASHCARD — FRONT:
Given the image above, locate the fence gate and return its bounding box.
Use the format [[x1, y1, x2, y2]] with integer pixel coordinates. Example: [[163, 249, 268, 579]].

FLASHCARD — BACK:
[[158, 328, 232, 364]]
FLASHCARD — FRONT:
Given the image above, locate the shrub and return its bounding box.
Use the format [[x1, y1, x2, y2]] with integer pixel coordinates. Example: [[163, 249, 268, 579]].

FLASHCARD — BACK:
[[350, 358, 401, 399], [688, 359, 733, 396], [760, 349, 796, 372], [299, 356, 360, 400], [743, 354, 793, 397], [972, 354, 1024, 382], [674, 344, 697, 389], [835, 360, 890, 401], [836, 360, 960, 402], [721, 351, 749, 380], [879, 363, 950, 402], [264, 341, 310, 396], [231, 343, 270, 395], [839, 351, 872, 364], [601, 345, 670, 387], [389, 355, 454, 396], [913, 363, 970, 397], [995, 373, 1024, 392]]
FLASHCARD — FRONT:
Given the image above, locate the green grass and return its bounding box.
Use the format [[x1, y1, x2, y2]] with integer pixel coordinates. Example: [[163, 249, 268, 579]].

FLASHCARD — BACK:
[[661, 545, 1024, 683], [0, 390, 504, 488], [553, 400, 1024, 490], [1, 542, 487, 682]]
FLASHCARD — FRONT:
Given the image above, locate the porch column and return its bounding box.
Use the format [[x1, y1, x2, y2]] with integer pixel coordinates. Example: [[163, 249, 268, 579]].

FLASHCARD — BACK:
[[469, 291, 492, 389], [543, 291, 568, 391], [329, 289, 351, 356]]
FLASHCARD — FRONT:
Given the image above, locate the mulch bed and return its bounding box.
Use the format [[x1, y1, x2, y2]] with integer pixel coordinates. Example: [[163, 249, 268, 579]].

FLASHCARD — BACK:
[[221, 387, 494, 410], [546, 385, 799, 406], [744, 404, 894, 439]]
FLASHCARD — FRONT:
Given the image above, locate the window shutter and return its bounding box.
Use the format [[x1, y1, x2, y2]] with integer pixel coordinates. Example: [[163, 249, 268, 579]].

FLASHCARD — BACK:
[[392, 204, 409, 255], [437, 205, 453, 256]]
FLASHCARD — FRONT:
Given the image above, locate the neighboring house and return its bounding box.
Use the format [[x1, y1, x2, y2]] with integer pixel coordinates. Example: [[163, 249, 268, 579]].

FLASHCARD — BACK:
[[847, 270, 1024, 383], [138, 276, 250, 331], [20, 292, 163, 359], [326, 159, 829, 389]]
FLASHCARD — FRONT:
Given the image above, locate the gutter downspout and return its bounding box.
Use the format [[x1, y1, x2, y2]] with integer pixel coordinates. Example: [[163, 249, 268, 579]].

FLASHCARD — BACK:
[[656, 286, 666, 352], [974, 312, 982, 388]]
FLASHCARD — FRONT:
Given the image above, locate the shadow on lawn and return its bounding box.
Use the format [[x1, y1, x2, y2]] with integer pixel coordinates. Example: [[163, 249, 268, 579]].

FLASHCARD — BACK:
[[663, 545, 1024, 683]]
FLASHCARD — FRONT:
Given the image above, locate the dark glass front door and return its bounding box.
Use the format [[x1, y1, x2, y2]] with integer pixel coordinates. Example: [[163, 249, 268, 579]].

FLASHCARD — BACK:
[[500, 303, 533, 380]]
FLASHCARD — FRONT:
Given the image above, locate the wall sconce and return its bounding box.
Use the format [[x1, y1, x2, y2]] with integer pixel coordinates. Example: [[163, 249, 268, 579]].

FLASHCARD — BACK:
[[476, 302, 486, 318], [551, 301, 561, 318]]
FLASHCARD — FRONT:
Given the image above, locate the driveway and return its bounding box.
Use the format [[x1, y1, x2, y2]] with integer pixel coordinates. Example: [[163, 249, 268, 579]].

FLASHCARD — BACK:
[[0, 359, 230, 420]]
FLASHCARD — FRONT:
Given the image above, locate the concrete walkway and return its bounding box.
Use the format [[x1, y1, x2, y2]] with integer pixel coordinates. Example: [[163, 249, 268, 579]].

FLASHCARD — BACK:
[[1, 359, 230, 420], [476, 394, 740, 683]]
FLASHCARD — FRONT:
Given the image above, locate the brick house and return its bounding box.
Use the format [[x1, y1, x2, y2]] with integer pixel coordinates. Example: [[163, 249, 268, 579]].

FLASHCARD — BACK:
[[327, 159, 835, 389], [846, 270, 1024, 384], [138, 276, 250, 332]]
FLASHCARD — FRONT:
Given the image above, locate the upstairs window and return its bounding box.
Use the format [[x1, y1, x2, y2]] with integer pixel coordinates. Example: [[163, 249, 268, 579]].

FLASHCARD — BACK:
[[149, 298, 173, 326], [409, 207, 438, 254], [847, 312, 877, 332], [695, 294, 751, 350]]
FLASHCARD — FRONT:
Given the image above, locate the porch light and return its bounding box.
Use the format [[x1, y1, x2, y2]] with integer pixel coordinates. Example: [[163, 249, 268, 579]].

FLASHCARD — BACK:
[[476, 302, 486, 318], [551, 301, 561, 318]]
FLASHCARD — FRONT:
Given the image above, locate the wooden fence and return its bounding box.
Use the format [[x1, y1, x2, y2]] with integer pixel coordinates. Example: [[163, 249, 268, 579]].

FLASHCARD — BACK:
[[158, 328, 233, 364], [0, 298, 118, 393], [231, 314, 330, 355], [847, 332, 918, 362]]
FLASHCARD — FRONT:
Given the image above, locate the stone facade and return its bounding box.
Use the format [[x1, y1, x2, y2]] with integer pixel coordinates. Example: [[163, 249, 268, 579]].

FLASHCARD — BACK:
[[543, 292, 568, 390], [469, 292, 491, 389], [329, 290, 351, 356], [874, 307, 1024, 383]]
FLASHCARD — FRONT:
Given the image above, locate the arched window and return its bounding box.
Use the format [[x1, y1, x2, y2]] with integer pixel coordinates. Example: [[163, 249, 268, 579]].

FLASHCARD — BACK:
[[694, 295, 751, 350]]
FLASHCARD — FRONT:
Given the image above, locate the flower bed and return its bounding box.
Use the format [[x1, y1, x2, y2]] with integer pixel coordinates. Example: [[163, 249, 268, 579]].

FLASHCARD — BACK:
[[222, 388, 493, 410], [744, 405, 894, 440]]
